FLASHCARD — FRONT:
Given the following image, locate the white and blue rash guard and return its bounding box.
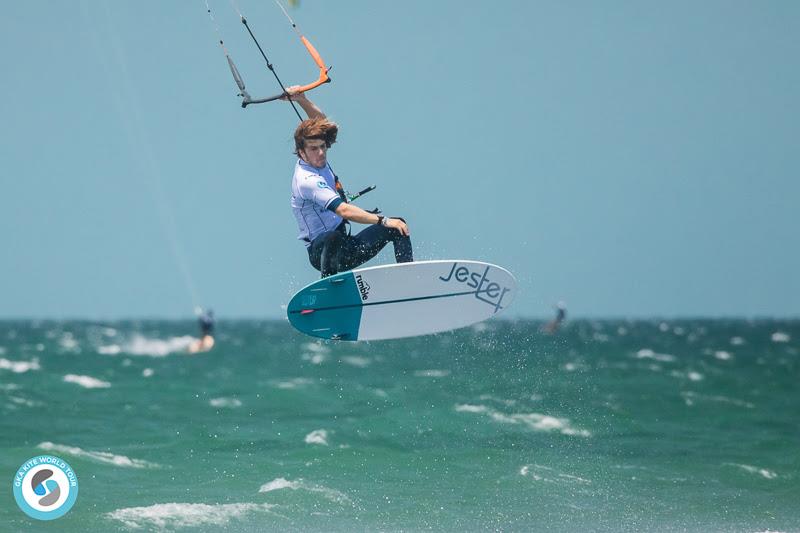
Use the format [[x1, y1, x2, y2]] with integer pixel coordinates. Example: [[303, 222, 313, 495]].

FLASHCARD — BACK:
[[291, 159, 344, 247]]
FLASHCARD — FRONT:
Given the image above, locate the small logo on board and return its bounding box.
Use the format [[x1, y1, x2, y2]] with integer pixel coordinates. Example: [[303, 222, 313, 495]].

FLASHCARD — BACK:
[[356, 274, 371, 301]]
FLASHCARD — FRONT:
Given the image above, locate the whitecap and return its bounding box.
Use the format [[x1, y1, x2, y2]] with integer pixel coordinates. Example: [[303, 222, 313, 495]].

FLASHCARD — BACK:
[[455, 404, 489, 414], [98, 345, 121, 355], [38, 442, 161, 468], [771, 332, 790, 343], [0, 357, 41, 373], [302, 342, 330, 354], [9, 396, 41, 408], [714, 350, 733, 361], [519, 464, 591, 484], [414, 369, 451, 378], [687, 371, 704, 382], [142, 368, 154, 378], [273, 377, 314, 390], [106, 502, 278, 529], [122, 334, 195, 357], [730, 336, 745, 346], [210, 397, 242, 408], [634, 349, 676, 363], [725, 463, 777, 479], [305, 429, 329, 446], [63, 374, 111, 389], [340, 356, 371, 368], [258, 477, 351, 504], [681, 392, 754, 409], [59, 333, 80, 352], [301, 353, 327, 365], [456, 404, 590, 437]]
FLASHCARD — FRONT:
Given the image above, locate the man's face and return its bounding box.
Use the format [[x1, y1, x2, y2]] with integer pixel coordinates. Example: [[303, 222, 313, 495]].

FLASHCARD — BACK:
[[300, 138, 328, 168]]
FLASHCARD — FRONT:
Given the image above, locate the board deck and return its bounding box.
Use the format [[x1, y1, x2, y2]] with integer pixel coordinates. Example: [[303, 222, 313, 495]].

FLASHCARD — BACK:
[[287, 260, 517, 341]]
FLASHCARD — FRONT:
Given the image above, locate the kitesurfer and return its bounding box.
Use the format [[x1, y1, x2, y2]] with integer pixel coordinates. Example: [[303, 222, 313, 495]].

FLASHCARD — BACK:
[[285, 87, 413, 278]]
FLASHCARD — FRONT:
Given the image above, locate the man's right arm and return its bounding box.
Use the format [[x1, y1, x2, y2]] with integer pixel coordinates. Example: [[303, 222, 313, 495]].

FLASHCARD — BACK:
[[334, 203, 410, 236]]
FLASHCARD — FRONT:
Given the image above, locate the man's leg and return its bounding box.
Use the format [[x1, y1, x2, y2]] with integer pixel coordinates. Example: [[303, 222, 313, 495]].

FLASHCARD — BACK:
[[308, 229, 348, 278], [339, 220, 413, 272]]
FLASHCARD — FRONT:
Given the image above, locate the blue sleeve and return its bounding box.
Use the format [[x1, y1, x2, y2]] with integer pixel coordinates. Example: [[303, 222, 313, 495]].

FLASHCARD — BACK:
[[327, 197, 343, 213]]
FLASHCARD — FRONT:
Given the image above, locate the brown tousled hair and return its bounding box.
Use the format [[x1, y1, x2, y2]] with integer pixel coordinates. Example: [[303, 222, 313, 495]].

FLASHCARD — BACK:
[[294, 117, 338, 156]]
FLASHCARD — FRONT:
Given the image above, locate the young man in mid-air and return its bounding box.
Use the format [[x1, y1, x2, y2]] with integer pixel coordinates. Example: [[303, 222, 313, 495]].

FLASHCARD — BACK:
[[285, 87, 413, 278]]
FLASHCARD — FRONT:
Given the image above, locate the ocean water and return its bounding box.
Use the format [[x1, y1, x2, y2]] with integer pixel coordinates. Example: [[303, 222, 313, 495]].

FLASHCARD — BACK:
[[1, 319, 798, 532]]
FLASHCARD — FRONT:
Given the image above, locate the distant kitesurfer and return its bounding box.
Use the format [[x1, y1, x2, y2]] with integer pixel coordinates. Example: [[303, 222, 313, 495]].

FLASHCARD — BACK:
[[284, 87, 413, 278], [188, 308, 215, 354], [542, 302, 566, 334]]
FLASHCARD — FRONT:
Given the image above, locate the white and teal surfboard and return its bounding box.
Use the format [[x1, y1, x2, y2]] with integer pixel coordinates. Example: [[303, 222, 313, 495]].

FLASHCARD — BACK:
[[287, 260, 517, 341]]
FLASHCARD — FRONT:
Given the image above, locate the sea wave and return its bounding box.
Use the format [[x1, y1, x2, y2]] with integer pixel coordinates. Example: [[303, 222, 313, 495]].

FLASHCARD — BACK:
[[455, 404, 591, 437], [519, 464, 592, 484], [63, 374, 111, 389], [106, 502, 279, 530], [99, 334, 195, 357], [259, 477, 352, 505], [0, 357, 41, 373], [725, 463, 778, 479], [209, 397, 242, 408], [38, 442, 161, 469], [305, 429, 329, 446], [634, 348, 677, 363]]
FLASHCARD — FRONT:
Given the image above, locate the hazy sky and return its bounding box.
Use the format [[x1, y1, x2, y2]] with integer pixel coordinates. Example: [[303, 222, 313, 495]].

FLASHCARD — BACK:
[[1, 1, 798, 319]]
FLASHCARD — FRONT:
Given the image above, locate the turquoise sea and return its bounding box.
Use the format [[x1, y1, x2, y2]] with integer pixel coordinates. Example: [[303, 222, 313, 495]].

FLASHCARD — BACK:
[[1, 319, 798, 532]]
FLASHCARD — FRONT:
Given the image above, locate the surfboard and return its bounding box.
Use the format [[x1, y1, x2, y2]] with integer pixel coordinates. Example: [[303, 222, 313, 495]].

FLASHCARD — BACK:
[[287, 260, 517, 341]]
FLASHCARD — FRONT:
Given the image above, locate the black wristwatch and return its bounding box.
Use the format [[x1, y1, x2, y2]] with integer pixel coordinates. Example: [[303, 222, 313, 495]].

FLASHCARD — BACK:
[[376, 215, 385, 226]]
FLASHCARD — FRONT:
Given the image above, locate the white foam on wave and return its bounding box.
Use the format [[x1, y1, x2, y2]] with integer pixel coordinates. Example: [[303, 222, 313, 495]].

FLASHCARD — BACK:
[[63, 374, 111, 389], [634, 349, 677, 363], [97, 344, 121, 355], [259, 477, 352, 504], [725, 463, 778, 479], [713, 350, 733, 361], [210, 397, 242, 408], [669, 370, 704, 382], [681, 392, 754, 409], [771, 332, 790, 343], [0, 357, 41, 373], [8, 396, 42, 408], [519, 464, 591, 484], [106, 502, 279, 529], [301, 353, 327, 365], [302, 342, 330, 354], [340, 356, 371, 368], [455, 404, 591, 437], [304, 429, 329, 446], [414, 369, 451, 378], [109, 334, 195, 357], [730, 336, 746, 346], [301, 342, 329, 365], [38, 442, 161, 468], [58, 333, 80, 352], [272, 377, 315, 390]]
